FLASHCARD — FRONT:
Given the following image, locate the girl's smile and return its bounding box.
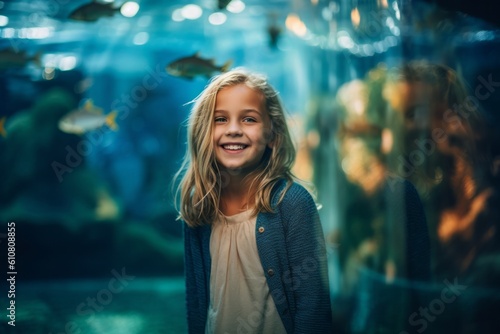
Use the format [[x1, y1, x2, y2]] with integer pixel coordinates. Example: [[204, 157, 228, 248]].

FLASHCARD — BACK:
[[213, 84, 273, 174], [220, 143, 247, 153]]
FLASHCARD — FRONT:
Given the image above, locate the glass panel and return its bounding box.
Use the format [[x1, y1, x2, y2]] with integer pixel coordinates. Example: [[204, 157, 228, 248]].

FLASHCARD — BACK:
[[0, 0, 498, 333]]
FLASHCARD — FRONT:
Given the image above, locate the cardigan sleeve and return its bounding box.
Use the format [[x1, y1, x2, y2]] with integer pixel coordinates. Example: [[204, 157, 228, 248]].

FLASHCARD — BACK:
[[280, 183, 334, 333], [184, 223, 209, 334]]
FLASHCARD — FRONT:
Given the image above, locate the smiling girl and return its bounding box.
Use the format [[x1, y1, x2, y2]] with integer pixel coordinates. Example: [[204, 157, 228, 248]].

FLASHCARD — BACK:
[[176, 69, 333, 333]]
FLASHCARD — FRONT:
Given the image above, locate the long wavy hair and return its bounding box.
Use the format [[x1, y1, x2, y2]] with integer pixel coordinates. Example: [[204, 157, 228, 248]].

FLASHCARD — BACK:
[[175, 68, 296, 227]]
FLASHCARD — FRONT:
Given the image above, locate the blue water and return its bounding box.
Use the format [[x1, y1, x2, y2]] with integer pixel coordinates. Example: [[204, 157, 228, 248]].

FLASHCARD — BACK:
[[3, 277, 186, 334]]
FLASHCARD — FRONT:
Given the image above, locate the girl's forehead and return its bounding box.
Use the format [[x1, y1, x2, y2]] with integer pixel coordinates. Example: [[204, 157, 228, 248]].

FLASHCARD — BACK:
[[216, 84, 265, 104], [219, 82, 258, 93]]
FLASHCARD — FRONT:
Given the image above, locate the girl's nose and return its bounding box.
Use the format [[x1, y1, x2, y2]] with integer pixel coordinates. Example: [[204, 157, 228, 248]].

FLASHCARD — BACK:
[[225, 121, 242, 136]]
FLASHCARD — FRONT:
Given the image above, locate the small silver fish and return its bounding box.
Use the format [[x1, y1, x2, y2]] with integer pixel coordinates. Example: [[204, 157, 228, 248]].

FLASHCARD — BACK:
[[69, 0, 122, 22], [166, 52, 232, 80], [58, 100, 118, 135]]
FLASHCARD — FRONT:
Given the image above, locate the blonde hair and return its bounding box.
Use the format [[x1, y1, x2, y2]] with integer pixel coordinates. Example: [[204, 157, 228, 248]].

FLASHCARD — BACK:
[[175, 68, 296, 227]]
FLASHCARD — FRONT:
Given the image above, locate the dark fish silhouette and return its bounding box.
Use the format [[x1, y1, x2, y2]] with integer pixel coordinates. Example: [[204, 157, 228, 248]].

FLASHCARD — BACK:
[[0, 48, 42, 70], [268, 25, 282, 48], [69, 0, 123, 22], [267, 13, 282, 49], [166, 52, 232, 80], [217, 0, 233, 10]]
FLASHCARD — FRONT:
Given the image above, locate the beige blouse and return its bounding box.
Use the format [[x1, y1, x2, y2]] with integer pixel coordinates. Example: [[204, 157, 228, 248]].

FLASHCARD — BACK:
[[205, 210, 287, 334]]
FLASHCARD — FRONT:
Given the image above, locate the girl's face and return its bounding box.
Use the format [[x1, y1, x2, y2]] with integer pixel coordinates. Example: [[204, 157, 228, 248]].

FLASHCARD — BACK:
[[213, 83, 273, 175]]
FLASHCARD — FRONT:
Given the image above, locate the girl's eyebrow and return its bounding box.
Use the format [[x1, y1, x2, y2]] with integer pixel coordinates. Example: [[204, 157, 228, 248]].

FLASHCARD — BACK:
[[242, 109, 261, 114], [214, 109, 261, 114]]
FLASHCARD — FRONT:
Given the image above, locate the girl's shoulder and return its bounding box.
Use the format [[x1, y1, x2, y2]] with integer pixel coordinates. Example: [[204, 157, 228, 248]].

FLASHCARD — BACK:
[[273, 179, 316, 208], [269, 180, 320, 232]]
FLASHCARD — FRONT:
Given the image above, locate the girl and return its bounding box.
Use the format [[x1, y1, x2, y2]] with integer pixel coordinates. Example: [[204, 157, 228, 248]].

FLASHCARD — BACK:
[[176, 69, 333, 333]]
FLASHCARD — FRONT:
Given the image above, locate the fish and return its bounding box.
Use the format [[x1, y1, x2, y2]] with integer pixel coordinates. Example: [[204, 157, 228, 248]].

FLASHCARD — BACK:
[[68, 0, 123, 22], [58, 99, 118, 135], [267, 13, 281, 49], [166, 52, 232, 80], [217, 0, 233, 10], [0, 49, 42, 70], [0, 117, 7, 137], [267, 25, 281, 48], [74, 77, 94, 94]]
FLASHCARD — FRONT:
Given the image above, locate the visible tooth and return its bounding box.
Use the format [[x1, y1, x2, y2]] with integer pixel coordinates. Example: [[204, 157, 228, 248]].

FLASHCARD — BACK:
[[224, 144, 245, 150]]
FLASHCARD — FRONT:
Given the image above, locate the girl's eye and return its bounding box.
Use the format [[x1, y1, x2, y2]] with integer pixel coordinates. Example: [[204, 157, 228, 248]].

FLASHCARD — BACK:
[[214, 117, 226, 123], [243, 117, 256, 123]]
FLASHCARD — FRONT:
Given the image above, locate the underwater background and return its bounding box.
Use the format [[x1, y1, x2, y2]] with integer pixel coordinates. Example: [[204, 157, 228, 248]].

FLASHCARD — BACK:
[[0, 0, 499, 333]]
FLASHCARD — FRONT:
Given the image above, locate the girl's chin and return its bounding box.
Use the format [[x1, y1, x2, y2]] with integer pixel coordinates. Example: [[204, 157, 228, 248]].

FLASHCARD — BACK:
[[219, 166, 246, 174], [216, 159, 264, 176], [217, 165, 257, 177]]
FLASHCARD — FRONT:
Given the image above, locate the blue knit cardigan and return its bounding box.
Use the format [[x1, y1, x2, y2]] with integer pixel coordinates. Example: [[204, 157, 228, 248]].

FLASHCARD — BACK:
[[184, 180, 334, 333]]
